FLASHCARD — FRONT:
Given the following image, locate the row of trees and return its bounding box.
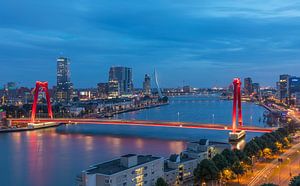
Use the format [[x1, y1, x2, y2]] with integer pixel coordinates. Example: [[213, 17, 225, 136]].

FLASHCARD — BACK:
[[194, 148, 250, 185], [193, 125, 296, 185], [244, 125, 295, 159]]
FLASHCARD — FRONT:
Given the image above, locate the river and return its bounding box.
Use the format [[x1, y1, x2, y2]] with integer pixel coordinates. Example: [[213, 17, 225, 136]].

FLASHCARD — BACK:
[[0, 96, 266, 186]]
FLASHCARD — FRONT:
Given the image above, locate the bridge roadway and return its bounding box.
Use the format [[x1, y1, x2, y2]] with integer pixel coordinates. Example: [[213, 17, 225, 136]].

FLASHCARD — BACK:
[[10, 118, 275, 133]]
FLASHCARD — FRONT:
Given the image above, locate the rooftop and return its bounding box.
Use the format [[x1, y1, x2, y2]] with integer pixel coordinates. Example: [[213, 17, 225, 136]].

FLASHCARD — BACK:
[[85, 154, 162, 175]]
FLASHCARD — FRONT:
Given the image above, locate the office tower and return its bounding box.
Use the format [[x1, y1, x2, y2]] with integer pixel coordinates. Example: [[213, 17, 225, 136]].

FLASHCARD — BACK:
[[108, 80, 120, 98], [288, 76, 300, 104], [143, 74, 151, 95], [97, 83, 109, 99], [279, 74, 290, 102], [109, 67, 133, 95], [56, 57, 72, 102], [244, 77, 253, 95], [252, 83, 260, 94]]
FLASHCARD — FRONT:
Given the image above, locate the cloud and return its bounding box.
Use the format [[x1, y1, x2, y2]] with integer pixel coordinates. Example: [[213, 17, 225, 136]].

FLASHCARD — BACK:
[[0, 0, 300, 87]]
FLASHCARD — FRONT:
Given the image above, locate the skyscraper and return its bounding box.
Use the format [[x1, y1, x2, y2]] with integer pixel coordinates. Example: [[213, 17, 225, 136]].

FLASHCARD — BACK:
[[109, 67, 133, 95], [279, 74, 290, 102], [244, 77, 253, 95], [56, 57, 72, 102], [288, 76, 300, 105], [108, 80, 120, 98], [143, 74, 151, 95]]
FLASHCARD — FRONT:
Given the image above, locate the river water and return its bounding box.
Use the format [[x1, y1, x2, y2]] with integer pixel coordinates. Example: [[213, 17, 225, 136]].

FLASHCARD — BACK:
[[0, 96, 266, 186]]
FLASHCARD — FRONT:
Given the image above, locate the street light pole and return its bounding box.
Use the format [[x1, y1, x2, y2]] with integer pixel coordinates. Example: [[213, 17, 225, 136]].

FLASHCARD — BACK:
[[287, 157, 292, 177], [177, 112, 180, 123]]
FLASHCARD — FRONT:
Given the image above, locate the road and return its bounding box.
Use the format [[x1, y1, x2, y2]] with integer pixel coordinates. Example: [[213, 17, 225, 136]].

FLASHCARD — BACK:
[[241, 131, 300, 186]]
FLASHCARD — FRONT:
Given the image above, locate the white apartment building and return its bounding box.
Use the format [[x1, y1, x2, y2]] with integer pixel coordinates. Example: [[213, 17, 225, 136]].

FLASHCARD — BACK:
[[79, 154, 164, 186]]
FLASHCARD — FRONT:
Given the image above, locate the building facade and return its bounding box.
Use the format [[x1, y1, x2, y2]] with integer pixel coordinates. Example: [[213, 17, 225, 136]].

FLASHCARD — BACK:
[[79, 154, 164, 186], [279, 74, 290, 102], [244, 77, 253, 95], [143, 74, 151, 96], [56, 57, 72, 102], [108, 80, 120, 98], [288, 76, 300, 105], [109, 67, 133, 96], [97, 83, 109, 99]]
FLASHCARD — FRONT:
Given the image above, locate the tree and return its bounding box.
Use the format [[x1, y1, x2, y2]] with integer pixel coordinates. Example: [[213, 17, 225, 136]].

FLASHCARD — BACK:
[[155, 177, 168, 186], [244, 140, 260, 157], [194, 159, 219, 184], [233, 149, 251, 165], [289, 174, 300, 186], [260, 183, 278, 186], [232, 161, 245, 184], [212, 154, 229, 171], [263, 148, 272, 159], [221, 149, 239, 166]]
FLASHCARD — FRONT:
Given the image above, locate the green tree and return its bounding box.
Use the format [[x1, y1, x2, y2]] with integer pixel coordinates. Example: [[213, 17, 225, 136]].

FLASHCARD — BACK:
[[289, 174, 300, 186], [194, 159, 219, 184], [232, 161, 245, 184], [260, 183, 278, 186], [233, 149, 251, 165], [155, 177, 168, 186], [244, 140, 260, 157], [212, 154, 229, 171], [221, 149, 239, 166]]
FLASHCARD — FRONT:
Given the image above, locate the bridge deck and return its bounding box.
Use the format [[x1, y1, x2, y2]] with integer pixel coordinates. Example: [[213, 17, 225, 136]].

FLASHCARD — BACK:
[[10, 118, 275, 133]]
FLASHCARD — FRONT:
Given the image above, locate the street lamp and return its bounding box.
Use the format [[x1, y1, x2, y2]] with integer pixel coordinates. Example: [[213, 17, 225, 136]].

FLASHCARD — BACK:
[[277, 165, 280, 185], [177, 112, 180, 123], [287, 157, 292, 177], [297, 150, 300, 169]]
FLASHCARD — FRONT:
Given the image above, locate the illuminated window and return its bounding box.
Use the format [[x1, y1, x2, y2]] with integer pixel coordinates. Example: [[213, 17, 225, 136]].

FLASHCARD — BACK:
[[135, 167, 144, 175]]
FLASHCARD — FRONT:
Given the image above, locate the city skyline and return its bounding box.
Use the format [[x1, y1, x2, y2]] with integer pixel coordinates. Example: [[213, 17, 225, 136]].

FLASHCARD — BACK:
[[1, 1, 300, 87]]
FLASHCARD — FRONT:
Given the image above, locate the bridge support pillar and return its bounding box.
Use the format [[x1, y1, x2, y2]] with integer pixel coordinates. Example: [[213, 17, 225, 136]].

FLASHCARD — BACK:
[[31, 81, 53, 123], [229, 78, 246, 144]]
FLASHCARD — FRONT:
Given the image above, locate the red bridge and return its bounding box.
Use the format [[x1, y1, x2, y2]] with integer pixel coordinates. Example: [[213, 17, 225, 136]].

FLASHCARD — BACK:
[[10, 118, 275, 133], [9, 80, 275, 134]]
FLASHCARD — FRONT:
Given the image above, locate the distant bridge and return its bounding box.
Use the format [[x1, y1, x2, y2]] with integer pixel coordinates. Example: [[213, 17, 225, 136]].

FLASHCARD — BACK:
[[10, 118, 275, 133]]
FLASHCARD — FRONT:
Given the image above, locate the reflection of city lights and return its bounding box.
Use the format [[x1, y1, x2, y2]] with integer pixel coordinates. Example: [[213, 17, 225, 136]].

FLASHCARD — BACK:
[[169, 141, 185, 153], [135, 138, 144, 149], [84, 136, 94, 151]]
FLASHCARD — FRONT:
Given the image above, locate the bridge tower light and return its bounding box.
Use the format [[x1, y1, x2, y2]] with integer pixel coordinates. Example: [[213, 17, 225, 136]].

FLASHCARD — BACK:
[[31, 81, 53, 123]]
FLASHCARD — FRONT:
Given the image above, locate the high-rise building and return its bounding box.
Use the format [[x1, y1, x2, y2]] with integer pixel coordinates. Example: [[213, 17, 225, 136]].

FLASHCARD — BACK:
[[97, 83, 109, 99], [252, 83, 260, 95], [143, 74, 151, 95], [108, 80, 120, 98], [279, 74, 290, 102], [244, 77, 253, 95], [56, 57, 72, 102], [109, 67, 133, 95], [288, 76, 300, 104]]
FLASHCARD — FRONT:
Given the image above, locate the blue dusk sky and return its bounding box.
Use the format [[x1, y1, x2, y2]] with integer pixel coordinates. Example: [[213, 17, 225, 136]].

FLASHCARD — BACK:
[[1, 0, 300, 88]]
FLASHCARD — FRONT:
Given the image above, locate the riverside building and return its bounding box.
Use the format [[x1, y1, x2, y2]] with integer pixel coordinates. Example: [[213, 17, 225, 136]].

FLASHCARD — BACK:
[[79, 154, 164, 186]]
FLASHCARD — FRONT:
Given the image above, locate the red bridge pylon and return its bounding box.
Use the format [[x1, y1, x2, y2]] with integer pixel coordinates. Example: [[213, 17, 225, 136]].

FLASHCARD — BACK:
[[31, 81, 53, 123], [232, 78, 243, 133]]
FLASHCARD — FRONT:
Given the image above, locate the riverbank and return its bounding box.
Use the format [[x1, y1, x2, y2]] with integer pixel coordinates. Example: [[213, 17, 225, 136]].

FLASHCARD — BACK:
[[0, 122, 61, 133]]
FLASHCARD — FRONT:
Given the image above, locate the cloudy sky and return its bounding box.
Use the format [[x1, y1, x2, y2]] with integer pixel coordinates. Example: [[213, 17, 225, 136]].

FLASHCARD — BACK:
[[1, 0, 300, 88]]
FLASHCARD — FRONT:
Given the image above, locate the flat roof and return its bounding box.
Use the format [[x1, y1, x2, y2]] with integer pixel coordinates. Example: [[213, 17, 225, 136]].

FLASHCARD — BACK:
[[85, 155, 162, 175]]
